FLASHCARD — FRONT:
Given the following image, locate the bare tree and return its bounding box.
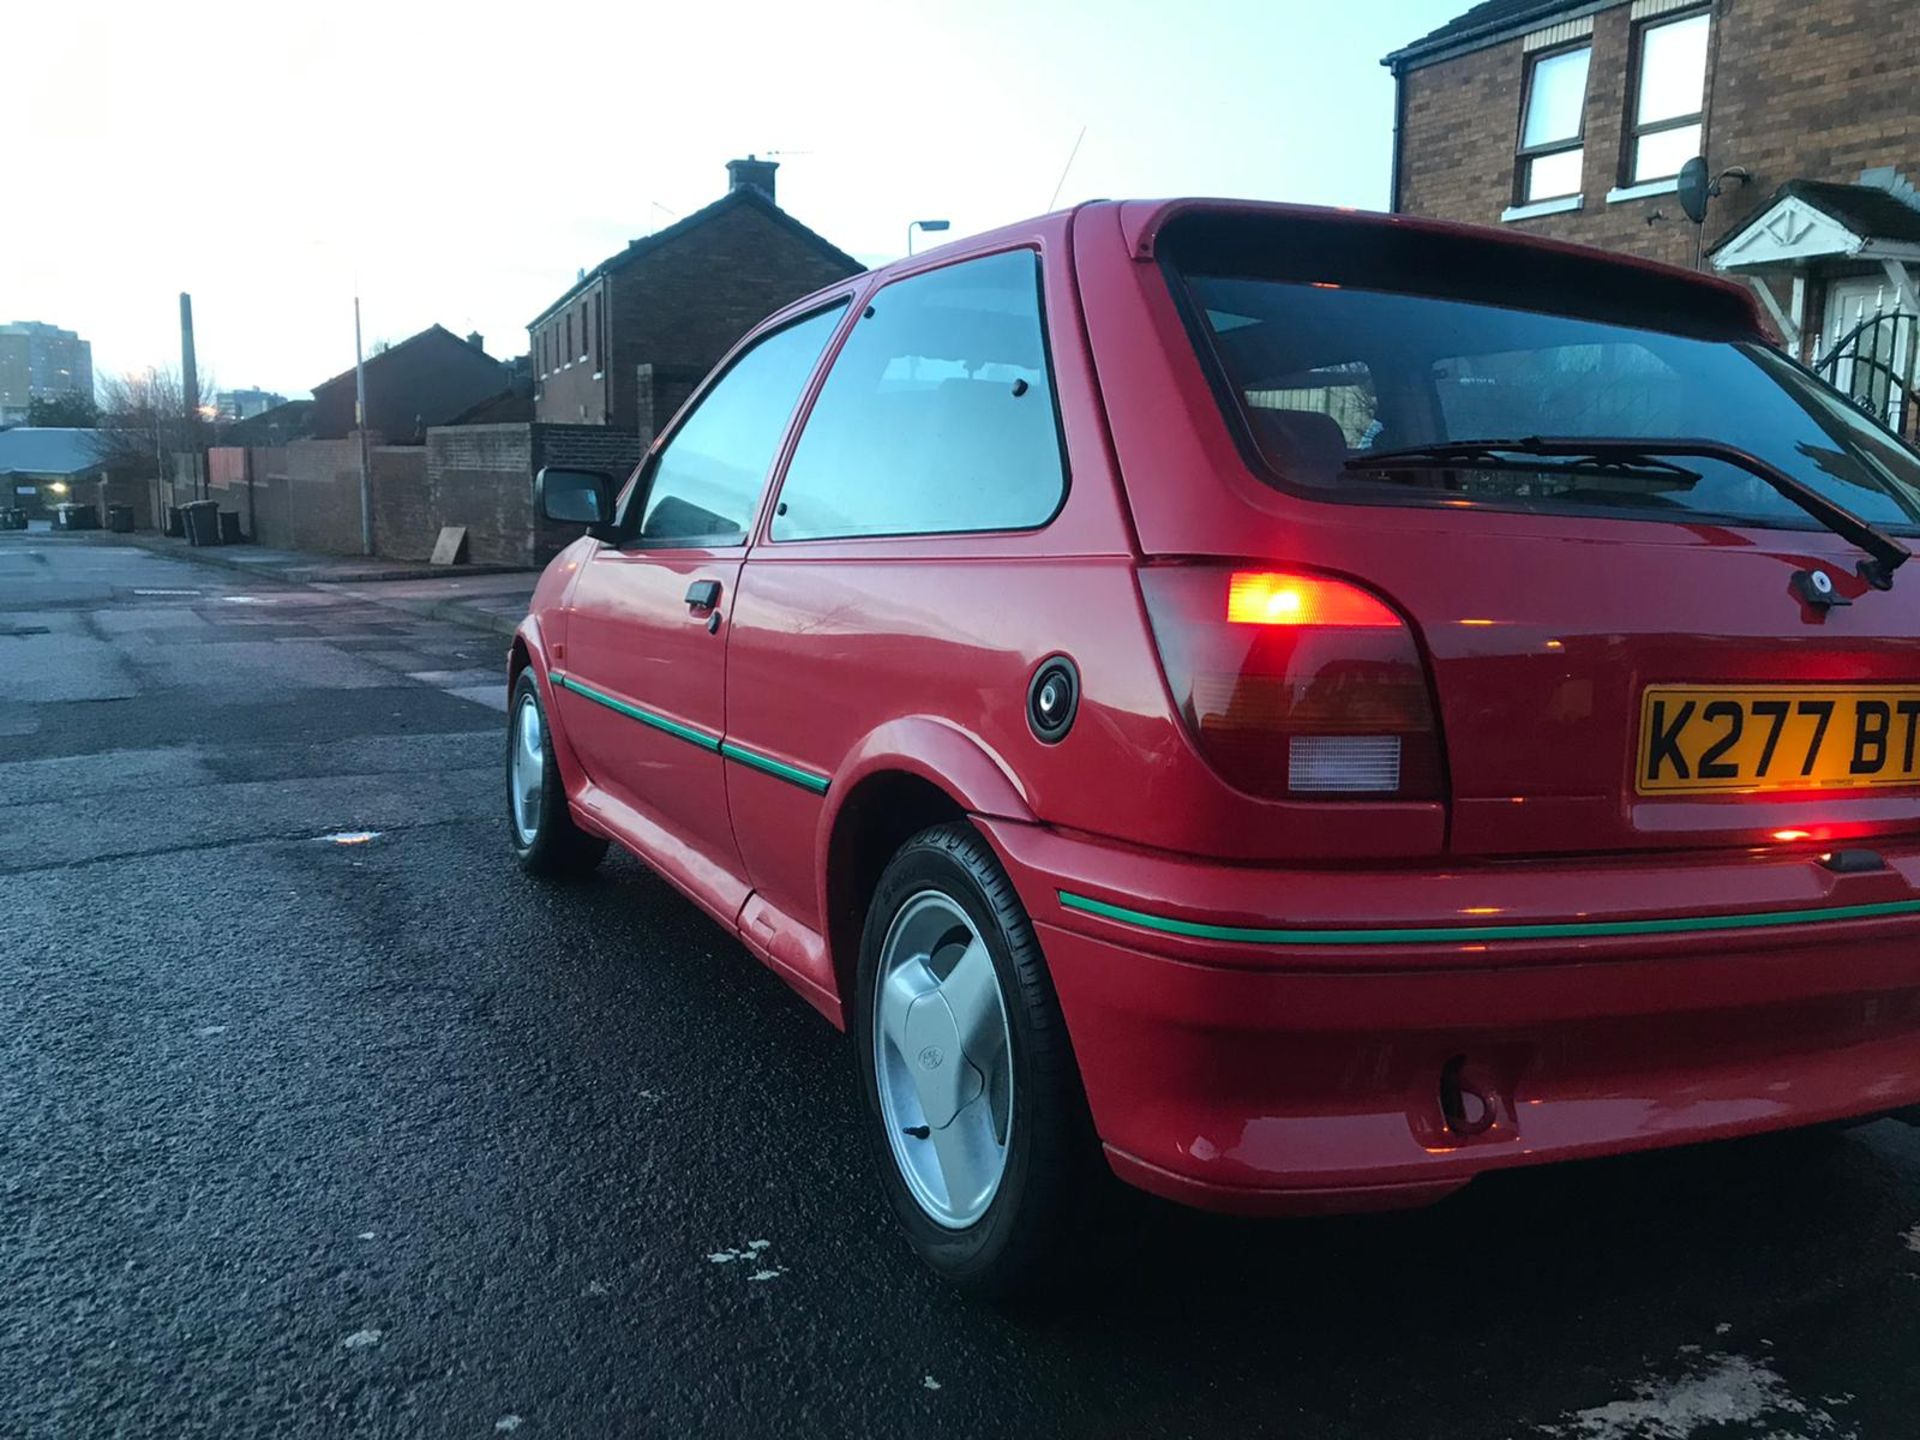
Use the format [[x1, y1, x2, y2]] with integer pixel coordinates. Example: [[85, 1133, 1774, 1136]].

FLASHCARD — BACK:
[[90, 368, 216, 495]]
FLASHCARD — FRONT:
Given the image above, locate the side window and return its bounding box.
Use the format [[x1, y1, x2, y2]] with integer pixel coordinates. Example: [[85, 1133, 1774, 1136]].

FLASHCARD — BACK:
[[631, 303, 846, 545], [771, 251, 1065, 542]]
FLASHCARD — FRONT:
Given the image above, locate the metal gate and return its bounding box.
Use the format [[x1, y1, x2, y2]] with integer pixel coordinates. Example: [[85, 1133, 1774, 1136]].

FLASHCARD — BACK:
[[1816, 278, 1919, 439]]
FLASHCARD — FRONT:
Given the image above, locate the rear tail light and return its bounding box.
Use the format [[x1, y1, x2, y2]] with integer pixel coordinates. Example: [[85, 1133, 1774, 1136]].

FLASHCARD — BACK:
[[1138, 566, 1443, 802]]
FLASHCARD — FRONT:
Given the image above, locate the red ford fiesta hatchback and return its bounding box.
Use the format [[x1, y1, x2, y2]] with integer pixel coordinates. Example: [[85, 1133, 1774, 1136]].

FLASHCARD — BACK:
[[507, 199, 1920, 1292]]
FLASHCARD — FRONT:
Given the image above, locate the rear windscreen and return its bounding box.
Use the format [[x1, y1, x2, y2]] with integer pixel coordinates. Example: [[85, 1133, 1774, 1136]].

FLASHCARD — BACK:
[[1169, 221, 1920, 535]]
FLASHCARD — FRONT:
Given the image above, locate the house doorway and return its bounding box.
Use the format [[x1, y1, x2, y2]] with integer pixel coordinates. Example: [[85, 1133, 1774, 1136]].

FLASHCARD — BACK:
[[1820, 274, 1917, 434]]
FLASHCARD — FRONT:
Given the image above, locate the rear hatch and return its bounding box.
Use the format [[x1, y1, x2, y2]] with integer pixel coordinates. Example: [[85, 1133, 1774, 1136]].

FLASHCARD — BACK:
[[1103, 205, 1920, 857]]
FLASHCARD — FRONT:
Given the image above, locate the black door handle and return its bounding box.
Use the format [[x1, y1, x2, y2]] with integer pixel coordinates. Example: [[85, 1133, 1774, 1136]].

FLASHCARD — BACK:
[[685, 579, 722, 611]]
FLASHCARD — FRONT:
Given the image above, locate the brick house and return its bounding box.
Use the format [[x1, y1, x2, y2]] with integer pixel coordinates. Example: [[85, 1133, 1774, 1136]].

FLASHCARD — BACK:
[[528, 158, 863, 439], [1384, 0, 1920, 429], [309, 325, 510, 442]]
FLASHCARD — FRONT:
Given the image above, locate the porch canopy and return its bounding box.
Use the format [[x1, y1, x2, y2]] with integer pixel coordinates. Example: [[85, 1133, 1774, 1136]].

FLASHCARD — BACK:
[[1711, 173, 1920, 349]]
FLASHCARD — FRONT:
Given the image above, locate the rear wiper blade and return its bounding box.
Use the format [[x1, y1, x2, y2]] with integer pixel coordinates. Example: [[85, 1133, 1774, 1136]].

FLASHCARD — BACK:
[[1347, 438, 1701, 482], [1348, 435, 1911, 590]]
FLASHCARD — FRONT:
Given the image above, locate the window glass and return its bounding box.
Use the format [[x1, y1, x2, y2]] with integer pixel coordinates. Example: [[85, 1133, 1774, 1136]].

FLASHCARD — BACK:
[[1521, 46, 1590, 148], [1181, 269, 1920, 534], [772, 251, 1065, 541], [1636, 13, 1709, 125], [631, 303, 845, 544], [1525, 148, 1585, 203], [1634, 124, 1702, 184]]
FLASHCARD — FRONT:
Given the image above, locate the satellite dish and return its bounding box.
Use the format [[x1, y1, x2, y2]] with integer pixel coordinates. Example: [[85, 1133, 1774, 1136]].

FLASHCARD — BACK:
[[1677, 156, 1712, 224]]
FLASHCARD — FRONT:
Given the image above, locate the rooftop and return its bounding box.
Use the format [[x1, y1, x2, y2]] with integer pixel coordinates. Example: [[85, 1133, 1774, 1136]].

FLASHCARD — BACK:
[[0, 427, 103, 477], [1384, 0, 1586, 71], [1772, 178, 1920, 246], [309, 325, 491, 397], [528, 184, 862, 329]]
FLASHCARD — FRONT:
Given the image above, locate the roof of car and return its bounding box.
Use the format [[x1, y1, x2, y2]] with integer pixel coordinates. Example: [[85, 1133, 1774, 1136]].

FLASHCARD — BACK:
[[1115, 198, 1761, 308], [737, 198, 1769, 358]]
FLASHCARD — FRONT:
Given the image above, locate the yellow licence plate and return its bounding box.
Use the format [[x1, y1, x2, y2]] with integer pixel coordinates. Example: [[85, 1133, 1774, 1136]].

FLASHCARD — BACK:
[[1638, 685, 1920, 795]]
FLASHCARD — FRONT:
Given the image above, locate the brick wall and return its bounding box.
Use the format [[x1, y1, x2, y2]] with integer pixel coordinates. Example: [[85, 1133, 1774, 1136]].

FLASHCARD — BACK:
[[209, 441, 427, 555], [633, 364, 706, 448], [531, 425, 646, 563], [424, 425, 537, 566], [196, 423, 644, 566], [1394, 0, 1920, 276], [535, 277, 609, 426], [369, 447, 429, 559]]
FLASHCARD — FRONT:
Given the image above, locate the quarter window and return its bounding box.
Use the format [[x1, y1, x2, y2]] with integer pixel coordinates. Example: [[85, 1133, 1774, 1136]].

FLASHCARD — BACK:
[[629, 303, 846, 545], [1516, 45, 1590, 203], [772, 250, 1065, 541], [1629, 11, 1709, 184]]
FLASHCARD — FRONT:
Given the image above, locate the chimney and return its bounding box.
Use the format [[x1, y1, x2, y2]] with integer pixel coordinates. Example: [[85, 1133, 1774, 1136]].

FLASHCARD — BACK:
[[466, 330, 485, 353], [726, 155, 779, 204]]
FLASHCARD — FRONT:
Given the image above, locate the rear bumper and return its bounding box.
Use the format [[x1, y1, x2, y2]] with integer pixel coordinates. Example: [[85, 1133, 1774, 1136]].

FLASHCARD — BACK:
[[981, 820, 1920, 1216]]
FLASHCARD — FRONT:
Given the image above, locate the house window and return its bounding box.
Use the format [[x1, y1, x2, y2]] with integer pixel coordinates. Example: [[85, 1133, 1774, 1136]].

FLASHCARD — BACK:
[[593, 294, 603, 370], [1628, 10, 1710, 185], [565, 312, 574, 365], [579, 302, 590, 362], [1516, 44, 1591, 203]]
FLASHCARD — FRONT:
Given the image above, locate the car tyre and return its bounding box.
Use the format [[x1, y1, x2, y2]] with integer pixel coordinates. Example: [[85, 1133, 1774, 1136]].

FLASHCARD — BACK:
[[507, 669, 607, 878], [854, 822, 1101, 1297]]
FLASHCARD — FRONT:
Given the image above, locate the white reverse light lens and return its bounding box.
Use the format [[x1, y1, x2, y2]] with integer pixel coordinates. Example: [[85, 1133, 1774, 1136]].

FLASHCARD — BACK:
[[1288, 735, 1402, 794]]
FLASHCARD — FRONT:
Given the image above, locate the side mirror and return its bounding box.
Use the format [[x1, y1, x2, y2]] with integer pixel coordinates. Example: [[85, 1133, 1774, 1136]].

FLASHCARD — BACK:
[[535, 466, 618, 541]]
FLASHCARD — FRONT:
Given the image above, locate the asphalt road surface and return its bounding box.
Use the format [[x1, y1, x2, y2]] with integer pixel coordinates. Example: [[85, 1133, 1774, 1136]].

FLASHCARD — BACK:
[[7, 531, 1920, 1440]]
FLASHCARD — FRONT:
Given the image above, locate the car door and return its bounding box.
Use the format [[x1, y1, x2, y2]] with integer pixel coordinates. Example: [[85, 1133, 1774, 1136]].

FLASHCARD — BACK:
[[726, 248, 1125, 978], [554, 300, 850, 911]]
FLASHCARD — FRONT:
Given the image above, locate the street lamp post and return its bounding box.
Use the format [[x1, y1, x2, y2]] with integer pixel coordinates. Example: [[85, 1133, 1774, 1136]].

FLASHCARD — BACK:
[[907, 219, 951, 256]]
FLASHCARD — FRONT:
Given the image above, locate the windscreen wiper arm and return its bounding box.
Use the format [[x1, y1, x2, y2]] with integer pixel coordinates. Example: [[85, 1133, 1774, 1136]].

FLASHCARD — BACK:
[[1346, 438, 1701, 482], [1348, 435, 1911, 589]]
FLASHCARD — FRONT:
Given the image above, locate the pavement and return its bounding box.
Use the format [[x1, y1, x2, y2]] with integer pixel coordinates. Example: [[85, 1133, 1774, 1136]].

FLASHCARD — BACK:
[[7, 529, 1920, 1439], [107, 528, 539, 637]]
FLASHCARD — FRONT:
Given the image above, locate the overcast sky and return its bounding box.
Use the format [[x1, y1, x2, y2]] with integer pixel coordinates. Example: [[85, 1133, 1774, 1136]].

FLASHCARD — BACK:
[[7, 0, 1461, 401]]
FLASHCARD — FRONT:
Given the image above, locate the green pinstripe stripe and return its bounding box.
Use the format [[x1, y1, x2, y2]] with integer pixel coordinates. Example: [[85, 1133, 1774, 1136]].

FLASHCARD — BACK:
[[1056, 889, 1920, 947], [551, 672, 831, 796], [719, 742, 832, 795], [552, 672, 720, 751]]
